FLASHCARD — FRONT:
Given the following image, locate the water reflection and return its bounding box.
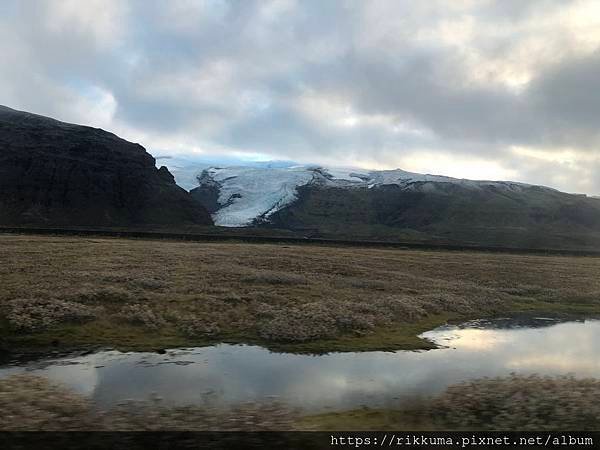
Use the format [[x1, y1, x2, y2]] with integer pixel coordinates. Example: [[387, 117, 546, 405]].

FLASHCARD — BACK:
[[2, 318, 600, 412]]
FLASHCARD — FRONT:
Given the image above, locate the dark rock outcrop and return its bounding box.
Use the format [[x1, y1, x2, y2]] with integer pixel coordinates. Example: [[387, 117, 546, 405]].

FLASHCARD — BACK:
[[0, 105, 212, 227], [266, 183, 600, 249], [189, 170, 221, 214]]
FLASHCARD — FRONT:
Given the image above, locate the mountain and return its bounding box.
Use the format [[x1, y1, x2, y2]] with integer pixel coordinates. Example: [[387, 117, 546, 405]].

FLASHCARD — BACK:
[[0, 105, 212, 227], [183, 164, 600, 249]]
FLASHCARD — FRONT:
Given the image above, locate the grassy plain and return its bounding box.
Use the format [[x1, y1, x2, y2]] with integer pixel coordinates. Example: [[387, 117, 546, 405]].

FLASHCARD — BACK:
[[1, 233, 600, 354]]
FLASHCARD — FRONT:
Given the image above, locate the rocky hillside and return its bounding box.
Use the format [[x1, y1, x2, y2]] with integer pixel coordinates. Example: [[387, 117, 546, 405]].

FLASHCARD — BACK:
[[0, 105, 212, 227], [268, 182, 600, 248], [186, 165, 600, 249]]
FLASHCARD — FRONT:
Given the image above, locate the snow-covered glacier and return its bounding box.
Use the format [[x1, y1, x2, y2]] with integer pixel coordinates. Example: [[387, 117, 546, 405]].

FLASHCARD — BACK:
[[198, 166, 316, 227], [160, 160, 536, 227]]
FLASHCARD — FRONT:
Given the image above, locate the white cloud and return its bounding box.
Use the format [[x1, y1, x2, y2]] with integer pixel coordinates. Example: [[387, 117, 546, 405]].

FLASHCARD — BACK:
[[1, 0, 600, 194], [44, 0, 127, 48]]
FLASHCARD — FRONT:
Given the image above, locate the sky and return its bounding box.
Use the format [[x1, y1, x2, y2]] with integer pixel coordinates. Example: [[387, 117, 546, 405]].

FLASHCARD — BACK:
[[1, 0, 600, 194]]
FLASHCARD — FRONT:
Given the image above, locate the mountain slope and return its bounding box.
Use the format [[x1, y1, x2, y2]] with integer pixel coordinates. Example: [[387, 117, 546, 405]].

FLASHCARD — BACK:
[[186, 164, 600, 248], [0, 105, 212, 227], [186, 164, 545, 227], [269, 182, 600, 247]]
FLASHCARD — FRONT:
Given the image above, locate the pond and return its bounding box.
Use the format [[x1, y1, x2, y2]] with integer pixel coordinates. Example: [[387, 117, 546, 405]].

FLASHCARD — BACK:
[[2, 317, 599, 412]]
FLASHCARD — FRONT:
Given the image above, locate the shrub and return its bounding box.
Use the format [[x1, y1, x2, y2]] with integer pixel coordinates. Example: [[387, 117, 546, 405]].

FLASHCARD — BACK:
[[0, 375, 95, 430], [257, 304, 337, 342], [371, 296, 426, 321], [116, 304, 166, 330], [6, 298, 98, 332], [254, 297, 424, 342], [431, 374, 600, 430], [0, 375, 296, 431], [255, 300, 387, 342], [172, 313, 221, 337]]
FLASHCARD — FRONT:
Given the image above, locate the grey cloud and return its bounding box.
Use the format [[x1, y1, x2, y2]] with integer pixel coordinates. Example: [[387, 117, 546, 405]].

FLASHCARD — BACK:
[[1, 0, 599, 194], [528, 51, 600, 148], [309, 51, 528, 147], [506, 154, 600, 195]]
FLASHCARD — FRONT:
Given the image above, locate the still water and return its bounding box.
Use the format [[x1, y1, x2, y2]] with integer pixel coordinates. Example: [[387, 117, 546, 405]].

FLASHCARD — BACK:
[[2, 318, 599, 412]]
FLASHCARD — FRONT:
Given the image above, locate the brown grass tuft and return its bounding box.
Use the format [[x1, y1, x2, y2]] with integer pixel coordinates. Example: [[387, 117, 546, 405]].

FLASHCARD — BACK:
[[432, 374, 600, 430], [0, 374, 296, 431], [6, 298, 98, 332]]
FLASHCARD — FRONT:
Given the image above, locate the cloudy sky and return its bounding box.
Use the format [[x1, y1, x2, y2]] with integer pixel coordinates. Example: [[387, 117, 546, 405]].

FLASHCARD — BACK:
[[2, 0, 600, 194]]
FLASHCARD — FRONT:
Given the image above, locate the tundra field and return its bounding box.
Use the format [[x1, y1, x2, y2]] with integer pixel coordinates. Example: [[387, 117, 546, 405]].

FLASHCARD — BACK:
[[1, 233, 600, 355], [3, 233, 600, 431]]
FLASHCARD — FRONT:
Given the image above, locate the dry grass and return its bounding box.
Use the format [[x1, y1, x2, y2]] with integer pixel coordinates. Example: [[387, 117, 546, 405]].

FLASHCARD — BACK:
[[301, 374, 600, 431], [433, 374, 600, 430], [7, 298, 98, 332], [116, 303, 167, 330], [0, 374, 295, 431], [6, 373, 600, 431], [1, 234, 600, 352]]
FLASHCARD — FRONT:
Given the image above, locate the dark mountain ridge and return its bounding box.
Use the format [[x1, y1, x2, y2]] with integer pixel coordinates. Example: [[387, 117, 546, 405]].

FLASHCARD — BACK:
[[266, 182, 600, 248], [188, 165, 600, 249], [0, 105, 212, 227]]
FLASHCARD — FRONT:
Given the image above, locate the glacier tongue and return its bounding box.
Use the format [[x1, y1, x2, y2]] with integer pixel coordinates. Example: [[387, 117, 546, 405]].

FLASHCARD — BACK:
[[205, 166, 315, 227]]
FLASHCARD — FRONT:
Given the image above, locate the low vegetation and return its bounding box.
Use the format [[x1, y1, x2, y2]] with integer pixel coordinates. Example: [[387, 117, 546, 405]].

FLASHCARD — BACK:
[[301, 374, 600, 431], [432, 374, 600, 430], [116, 303, 167, 330], [7, 298, 98, 332], [4, 373, 600, 431], [1, 234, 600, 353], [0, 374, 295, 431]]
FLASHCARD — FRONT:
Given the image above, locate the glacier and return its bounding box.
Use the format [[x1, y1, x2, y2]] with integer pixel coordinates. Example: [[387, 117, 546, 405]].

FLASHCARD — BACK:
[[159, 160, 537, 227], [200, 166, 315, 227]]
